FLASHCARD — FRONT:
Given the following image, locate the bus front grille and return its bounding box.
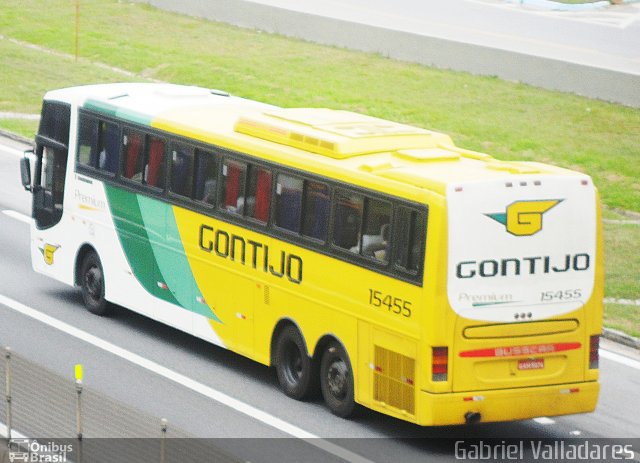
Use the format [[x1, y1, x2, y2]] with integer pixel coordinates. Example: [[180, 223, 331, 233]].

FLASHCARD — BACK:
[[373, 346, 415, 415]]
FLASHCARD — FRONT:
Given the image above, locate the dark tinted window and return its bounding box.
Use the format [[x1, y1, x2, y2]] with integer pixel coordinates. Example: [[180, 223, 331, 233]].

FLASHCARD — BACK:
[[275, 173, 303, 233], [301, 181, 330, 241], [222, 159, 246, 214], [361, 198, 391, 263], [170, 143, 195, 198], [77, 116, 97, 167], [394, 207, 427, 273], [145, 136, 166, 188], [332, 189, 363, 251], [96, 121, 120, 174], [39, 101, 70, 146], [246, 165, 272, 223], [194, 150, 217, 205], [121, 129, 145, 182]]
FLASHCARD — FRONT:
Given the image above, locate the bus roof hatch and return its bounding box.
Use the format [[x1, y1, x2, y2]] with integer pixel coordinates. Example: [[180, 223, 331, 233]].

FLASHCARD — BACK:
[[234, 108, 450, 159]]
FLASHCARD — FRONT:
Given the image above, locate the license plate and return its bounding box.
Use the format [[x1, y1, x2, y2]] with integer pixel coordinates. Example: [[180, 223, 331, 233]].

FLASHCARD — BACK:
[[518, 358, 544, 370]]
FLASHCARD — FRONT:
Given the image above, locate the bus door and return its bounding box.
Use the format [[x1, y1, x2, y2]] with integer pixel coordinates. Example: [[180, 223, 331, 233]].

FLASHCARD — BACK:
[[31, 101, 71, 230]]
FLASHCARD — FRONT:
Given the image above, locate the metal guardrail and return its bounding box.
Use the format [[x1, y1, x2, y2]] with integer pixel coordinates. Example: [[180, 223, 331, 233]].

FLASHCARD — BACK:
[[1, 346, 241, 463]]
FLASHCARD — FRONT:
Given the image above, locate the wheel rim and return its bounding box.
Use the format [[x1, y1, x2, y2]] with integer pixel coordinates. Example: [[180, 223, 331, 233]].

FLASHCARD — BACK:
[[282, 341, 304, 385], [85, 265, 103, 301], [326, 357, 348, 400]]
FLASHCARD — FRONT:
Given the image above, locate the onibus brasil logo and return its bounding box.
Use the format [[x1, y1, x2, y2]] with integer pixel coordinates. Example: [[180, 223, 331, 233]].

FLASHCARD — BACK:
[[486, 200, 562, 236]]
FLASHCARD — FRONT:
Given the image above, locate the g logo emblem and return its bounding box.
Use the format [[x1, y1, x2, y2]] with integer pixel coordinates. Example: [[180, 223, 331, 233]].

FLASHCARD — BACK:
[[487, 200, 561, 236], [40, 243, 60, 265]]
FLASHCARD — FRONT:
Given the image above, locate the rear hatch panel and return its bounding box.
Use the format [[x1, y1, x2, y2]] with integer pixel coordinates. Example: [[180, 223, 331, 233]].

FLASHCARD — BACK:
[[446, 176, 596, 392]]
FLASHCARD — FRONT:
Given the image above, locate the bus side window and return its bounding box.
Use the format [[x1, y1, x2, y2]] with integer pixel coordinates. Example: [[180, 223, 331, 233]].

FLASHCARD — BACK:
[[394, 207, 427, 273], [122, 129, 144, 181], [301, 181, 330, 242], [275, 173, 303, 233], [222, 159, 247, 214], [194, 149, 217, 205], [170, 143, 195, 199], [77, 116, 98, 168], [97, 121, 120, 175], [361, 198, 391, 263], [145, 136, 166, 189], [246, 165, 272, 224], [332, 189, 363, 252]]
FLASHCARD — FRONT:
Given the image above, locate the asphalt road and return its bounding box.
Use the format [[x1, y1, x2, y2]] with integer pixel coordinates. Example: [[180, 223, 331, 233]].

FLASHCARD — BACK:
[[242, 0, 640, 74], [0, 137, 639, 462], [144, 0, 640, 106]]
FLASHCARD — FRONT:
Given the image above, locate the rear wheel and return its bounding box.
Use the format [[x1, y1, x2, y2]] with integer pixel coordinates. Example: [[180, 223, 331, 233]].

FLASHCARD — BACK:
[[320, 341, 355, 418], [274, 326, 316, 400], [80, 252, 111, 316]]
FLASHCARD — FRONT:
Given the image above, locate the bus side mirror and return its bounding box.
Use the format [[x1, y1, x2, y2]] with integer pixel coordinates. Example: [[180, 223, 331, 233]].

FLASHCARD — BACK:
[[20, 152, 32, 191]]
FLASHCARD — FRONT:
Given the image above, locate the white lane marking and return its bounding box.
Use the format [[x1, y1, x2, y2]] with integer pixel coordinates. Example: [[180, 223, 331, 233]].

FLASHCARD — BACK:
[[0, 293, 373, 463], [601, 349, 640, 370], [0, 143, 27, 158], [2, 210, 32, 224], [0, 422, 29, 440], [533, 417, 555, 425]]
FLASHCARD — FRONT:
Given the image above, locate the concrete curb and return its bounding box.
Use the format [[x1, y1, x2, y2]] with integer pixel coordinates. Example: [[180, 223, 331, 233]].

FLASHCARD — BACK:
[[603, 327, 640, 350], [0, 129, 33, 147]]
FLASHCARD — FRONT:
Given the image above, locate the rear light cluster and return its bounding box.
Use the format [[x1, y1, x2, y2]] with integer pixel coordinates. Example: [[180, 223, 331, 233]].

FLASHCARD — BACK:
[[589, 335, 600, 369], [432, 346, 448, 381]]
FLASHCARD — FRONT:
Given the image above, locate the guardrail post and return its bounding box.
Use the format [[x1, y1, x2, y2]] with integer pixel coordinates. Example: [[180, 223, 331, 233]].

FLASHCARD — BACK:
[[75, 365, 83, 463], [4, 347, 12, 442], [160, 418, 167, 463]]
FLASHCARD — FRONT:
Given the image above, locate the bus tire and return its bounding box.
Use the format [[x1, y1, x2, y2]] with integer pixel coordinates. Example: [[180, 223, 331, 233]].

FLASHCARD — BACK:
[[320, 341, 355, 418], [274, 325, 316, 400], [80, 252, 112, 316]]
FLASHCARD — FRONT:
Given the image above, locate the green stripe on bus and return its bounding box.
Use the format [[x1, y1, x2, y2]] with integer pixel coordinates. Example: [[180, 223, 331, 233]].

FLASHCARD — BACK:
[[84, 99, 153, 126], [104, 185, 180, 306], [85, 99, 118, 118], [137, 196, 222, 322]]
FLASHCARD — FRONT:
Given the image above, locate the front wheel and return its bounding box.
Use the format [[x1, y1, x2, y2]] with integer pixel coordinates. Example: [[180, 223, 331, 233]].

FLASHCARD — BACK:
[[320, 341, 355, 418], [80, 252, 112, 316]]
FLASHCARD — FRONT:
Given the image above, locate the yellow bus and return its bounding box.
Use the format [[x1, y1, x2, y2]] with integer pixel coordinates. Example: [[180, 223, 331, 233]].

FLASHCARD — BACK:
[[20, 83, 603, 425]]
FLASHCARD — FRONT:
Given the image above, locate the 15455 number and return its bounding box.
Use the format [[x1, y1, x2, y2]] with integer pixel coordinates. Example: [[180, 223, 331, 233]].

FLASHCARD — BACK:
[[368, 289, 412, 318], [540, 289, 582, 302]]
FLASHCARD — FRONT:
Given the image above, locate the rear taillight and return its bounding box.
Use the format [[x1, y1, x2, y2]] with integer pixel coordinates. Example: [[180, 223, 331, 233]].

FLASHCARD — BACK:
[[589, 335, 599, 369], [432, 346, 448, 381]]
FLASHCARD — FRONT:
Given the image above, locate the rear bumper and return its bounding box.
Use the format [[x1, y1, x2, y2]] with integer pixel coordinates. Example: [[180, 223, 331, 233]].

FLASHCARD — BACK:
[[415, 381, 599, 426]]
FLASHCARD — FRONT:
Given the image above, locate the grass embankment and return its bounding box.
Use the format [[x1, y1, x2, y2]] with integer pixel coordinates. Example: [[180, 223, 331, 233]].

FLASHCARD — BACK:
[[0, 0, 638, 336]]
